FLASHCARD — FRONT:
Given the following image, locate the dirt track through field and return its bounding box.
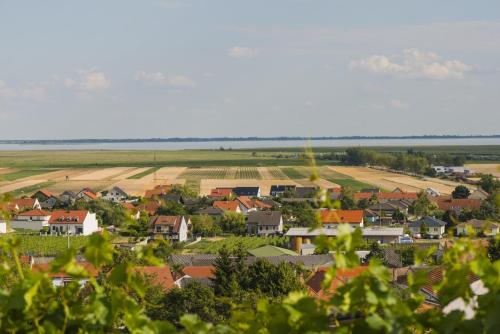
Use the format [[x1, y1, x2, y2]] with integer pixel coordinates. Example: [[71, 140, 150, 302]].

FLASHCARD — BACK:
[[71, 167, 136, 181], [329, 166, 474, 194]]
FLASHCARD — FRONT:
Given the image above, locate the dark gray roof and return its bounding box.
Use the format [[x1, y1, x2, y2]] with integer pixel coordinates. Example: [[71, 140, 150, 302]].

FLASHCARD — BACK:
[[233, 187, 260, 196], [270, 185, 296, 194], [295, 187, 318, 198], [170, 254, 333, 269], [408, 216, 446, 228], [369, 202, 400, 211], [196, 207, 224, 215], [247, 211, 282, 226]]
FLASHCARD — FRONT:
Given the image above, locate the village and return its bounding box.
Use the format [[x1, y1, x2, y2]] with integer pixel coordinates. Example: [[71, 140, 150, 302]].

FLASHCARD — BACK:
[[0, 162, 498, 321]]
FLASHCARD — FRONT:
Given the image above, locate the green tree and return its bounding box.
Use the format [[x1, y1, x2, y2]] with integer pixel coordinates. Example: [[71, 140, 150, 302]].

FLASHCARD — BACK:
[[363, 242, 386, 265], [452, 185, 471, 199], [411, 192, 435, 217], [220, 211, 246, 235], [340, 186, 356, 210], [157, 201, 187, 216], [479, 174, 500, 194], [191, 215, 221, 236], [391, 209, 406, 224], [72, 199, 128, 226]]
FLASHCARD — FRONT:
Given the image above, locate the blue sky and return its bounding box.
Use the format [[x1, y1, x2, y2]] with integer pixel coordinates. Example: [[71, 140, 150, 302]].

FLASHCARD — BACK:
[[0, 0, 499, 139]]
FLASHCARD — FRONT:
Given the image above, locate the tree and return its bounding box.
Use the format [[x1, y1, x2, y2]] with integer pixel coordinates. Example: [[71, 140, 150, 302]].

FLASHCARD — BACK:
[[391, 209, 406, 224], [411, 192, 435, 217], [191, 215, 221, 237], [220, 212, 246, 235], [452, 185, 471, 199], [340, 186, 356, 210], [211, 246, 239, 297], [363, 242, 386, 265], [71, 199, 129, 226], [479, 174, 500, 194], [157, 201, 187, 216]]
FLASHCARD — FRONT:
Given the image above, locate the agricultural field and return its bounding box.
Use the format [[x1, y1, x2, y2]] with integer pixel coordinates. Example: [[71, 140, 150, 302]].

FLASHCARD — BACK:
[[0, 235, 90, 256], [235, 167, 261, 179], [280, 167, 306, 179], [0, 169, 57, 182], [184, 236, 289, 254], [465, 163, 500, 178], [329, 166, 477, 194], [179, 168, 229, 179], [126, 167, 160, 179], [266, 167, 288, 179]]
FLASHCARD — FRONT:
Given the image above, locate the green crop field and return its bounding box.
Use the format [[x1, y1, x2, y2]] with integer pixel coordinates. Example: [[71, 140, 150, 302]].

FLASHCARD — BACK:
[[7, 181, 57, 197], [267, 168, 288, 179], [184, 236, 289, 254], [0, 169, 54, 181], [235, 167, 261, 179], [179, 168, 229, 179], [127, 167, 160, 179], [280, 167, 306, 179], [0, 235, 90, 256]]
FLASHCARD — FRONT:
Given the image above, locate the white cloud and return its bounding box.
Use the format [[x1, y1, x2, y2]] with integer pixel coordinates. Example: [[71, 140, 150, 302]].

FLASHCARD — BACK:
[[0, 80, 48, 102], [228, 46, 260, 58], [79, 71, 111, 91], [134, 71, 195, 88], [350, 49, 471, 80]]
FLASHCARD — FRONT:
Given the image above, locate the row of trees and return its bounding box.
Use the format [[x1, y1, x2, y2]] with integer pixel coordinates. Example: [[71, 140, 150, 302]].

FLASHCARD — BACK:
[[343, 147, 465, 175]]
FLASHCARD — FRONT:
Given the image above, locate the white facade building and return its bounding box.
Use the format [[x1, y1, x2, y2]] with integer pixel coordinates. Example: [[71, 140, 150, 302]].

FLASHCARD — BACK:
[[49, 210, 99, 236]]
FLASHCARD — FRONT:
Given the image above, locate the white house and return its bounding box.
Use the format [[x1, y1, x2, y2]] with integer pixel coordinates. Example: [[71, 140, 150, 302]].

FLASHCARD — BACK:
[[103, 186, 128, 202], [48, 210, 99, 236], [425, 187, 441, 197], [247, 211, 283, 236], [32, 262, 99, 287], [150, 215, 188, 242], [8, 209, 51, 230], [408, 216, 446, 238], [456, 219, 499, 237], [0, 222, 6, 234]]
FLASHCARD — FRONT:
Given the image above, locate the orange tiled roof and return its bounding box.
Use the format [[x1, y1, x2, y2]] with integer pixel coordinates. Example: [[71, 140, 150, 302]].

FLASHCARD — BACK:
[[36, 189, 54, 198], [32, 262, 99, 278], [236, 196, 272, 210], [213, 201, 240, 212], [433, 198, 482, 211], [10, 198, 37, 210], [17, 209, 51, 216], [209, 188, 233, 198], [135, 266, 175, 290], [49, 210, 89, 224], [307, 266, 369, 300], [144, 185, 172, 198], [182, 265, 215, 279], [137, 201, 161, 215], [320, 210, 364, 224]]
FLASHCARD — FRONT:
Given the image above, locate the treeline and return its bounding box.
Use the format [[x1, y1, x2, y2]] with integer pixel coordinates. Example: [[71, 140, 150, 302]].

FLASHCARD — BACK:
[[342, 147, 465, 175]]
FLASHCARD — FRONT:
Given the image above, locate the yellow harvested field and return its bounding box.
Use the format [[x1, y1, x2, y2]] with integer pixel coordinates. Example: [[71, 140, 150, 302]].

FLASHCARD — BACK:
[[466, 164, 500, 178], [199, 179, 299, 196], [113, 178, 185, 196], [45, 180, 116, 194], [257, 167, 274, 180], [154, 167, 188, 180], [0, 180, 47, 194], [312, 178, 340, 189], [111, 167, 150, 180], [0, 168, 17, 175], [71, 167, 137, 181], [329, 166, 474, 195]]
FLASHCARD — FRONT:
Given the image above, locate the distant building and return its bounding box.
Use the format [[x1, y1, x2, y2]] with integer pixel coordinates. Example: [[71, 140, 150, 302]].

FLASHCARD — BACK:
[[208, 188, 233, 199], [456, 219, 499, 237], [408, 216, 446, 238], [319, 209, 364, 228], [8, 209, 51, 230], [269, 185, 296, 197], [102, 186, 128, 202], [233, 187, 261, 197], [212, 200, 242, 213]]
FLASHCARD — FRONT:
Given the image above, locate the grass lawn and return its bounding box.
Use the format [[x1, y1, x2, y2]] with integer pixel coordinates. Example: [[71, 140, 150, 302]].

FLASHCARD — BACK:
[[127, 167, 160, 179], [1, 169, 54, 181]]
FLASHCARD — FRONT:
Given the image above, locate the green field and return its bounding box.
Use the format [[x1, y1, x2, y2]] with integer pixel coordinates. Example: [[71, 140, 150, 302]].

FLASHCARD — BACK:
[[235, 167, 261, 179], [127, 167, 160, 179], [184, 236, 289, 254], [0, 235, 89, 256], [0, 169, 54, 181], [0, 146, 498, 168], [280, 167, 306, 179], [180, 168, 229, 179]]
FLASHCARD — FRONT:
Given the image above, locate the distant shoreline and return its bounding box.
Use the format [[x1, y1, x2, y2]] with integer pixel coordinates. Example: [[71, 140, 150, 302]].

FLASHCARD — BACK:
[[1, 135, 500, 145]]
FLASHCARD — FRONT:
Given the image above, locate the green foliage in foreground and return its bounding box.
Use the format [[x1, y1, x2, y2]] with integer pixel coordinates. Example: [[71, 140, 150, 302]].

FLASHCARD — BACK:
[[0, 235, 89, 256], [2, 226, 500, 333], [184, 236, 289, 254]]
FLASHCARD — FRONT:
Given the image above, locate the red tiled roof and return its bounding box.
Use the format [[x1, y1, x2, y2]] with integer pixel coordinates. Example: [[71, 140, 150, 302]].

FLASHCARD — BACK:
[[213, 201, 240, 212], [137, 201, 160, 215], [307, 266, 369, 300], [32, 262, 99, 278], [144, 185, 172, 198], [354, 192, 373, 200], [377, 192, 418, 200], [135, 266, 175, 290], [433, 198, 482, 211], [49, 210, 89, 224], [236, 196, 272, 210], [330, 187, 342, 193], [182, 265, 215, 279], [36, 189, 54, 198], [121, 202, 136, 210], [82, 191, 97, 200], [11, 198, 37, 209], [320, 210, 364, 224], [17, 209, 51, 217], [209, 188, 233, 198], [150, 215, 184, 233]]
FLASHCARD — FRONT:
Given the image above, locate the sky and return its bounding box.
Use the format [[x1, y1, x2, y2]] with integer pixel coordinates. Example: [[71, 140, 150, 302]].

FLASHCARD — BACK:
[[0, 0, 499, 139]]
